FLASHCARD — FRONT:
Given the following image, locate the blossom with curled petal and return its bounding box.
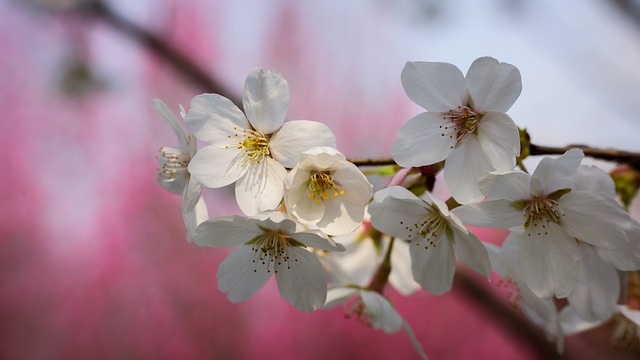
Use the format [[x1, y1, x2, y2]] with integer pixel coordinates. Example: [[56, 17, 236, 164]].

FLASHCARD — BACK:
[[153, 98, 208, 242], [194, 211, 344, 312], [284, 147, 372, 236], [324, 288, 427, 360], [484, 241, 602, 353], [453, 149, 634, 299], [185, 68, 336, 215], [369, 186, 491, 294], [392, 57, 521, 203]]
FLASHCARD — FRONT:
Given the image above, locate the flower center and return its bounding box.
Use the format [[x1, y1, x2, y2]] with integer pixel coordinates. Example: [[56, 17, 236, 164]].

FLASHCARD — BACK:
[[225, 127, 270, 163], [157, 146, 190, 182], [248, 230, 298, 274], [345, 296, 374, 328], [308, 171, 345, 203], [440, 105, 480, 149], [400, 206, 447, 249], [522, 196, 564, 236]]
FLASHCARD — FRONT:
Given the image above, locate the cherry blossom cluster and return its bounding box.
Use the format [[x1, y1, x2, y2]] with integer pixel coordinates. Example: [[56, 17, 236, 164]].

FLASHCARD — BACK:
[[154, 58, 640, 357]]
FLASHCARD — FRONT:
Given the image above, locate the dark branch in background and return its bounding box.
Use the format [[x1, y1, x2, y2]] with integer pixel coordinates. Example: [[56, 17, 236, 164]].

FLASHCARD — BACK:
[[71, 1, 624, 358], [350, 144, 640, 169], [455, 271, 568, 360], [81, 0, 242, 106], [80, 0, 640, 169], [530, 144, 640, 170]]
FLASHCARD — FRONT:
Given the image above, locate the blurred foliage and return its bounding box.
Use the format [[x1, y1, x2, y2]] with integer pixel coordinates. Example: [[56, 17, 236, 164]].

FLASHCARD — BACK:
[[611, 165, 640, 210]]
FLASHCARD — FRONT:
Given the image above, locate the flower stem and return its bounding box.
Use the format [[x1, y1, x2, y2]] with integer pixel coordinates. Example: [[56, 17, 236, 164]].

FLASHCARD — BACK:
[[368, 237, 395, 294]]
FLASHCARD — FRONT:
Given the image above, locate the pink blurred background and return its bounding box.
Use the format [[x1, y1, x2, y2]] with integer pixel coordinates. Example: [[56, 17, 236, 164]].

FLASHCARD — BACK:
[[2, 0, 640, 358]]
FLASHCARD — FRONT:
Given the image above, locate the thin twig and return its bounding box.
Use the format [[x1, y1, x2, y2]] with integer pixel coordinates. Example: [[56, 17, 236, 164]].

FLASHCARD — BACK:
[[81, 0, 242, 106], [349, 144, 640, 169], [530, 144, 640, 170]]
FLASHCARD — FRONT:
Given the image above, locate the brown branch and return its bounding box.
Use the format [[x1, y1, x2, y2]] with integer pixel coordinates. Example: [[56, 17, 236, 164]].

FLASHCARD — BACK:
[[350, 144, 640, 169], [530, 144, 640, 170], [80, 0, 242, 106], [455, 271, 568, 360]]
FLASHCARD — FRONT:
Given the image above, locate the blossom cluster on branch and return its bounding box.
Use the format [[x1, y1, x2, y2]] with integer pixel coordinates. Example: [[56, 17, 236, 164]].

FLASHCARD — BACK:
[[154, 58, 640, 358]]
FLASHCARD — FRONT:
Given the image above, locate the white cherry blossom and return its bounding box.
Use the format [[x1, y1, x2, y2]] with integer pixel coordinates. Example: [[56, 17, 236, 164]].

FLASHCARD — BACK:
[[193, 211, 344, 312], [185, 68, 336, 215], [486, 237, 612, 353], [327, 215, 420, 296], [284, 147, 372, 236], [392, 57, 521, 203], [369, 186, 491, 294], [324, 288, 427, 360], [153, 98, 208, 242], [453, 149, 633, 299]]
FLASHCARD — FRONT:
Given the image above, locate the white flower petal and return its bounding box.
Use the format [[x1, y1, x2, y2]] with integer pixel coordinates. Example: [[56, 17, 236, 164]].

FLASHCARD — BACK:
[[478, 171, 531, 201], [560, 191, 630, 249], [568, 243, 619, 322], [518, 223, 579, 298], [360, 290, 404, 333], [444, 135, 493, 203], [450, 225, 491, 278], [401, 61, 467, 112], [571, 165, 616, 198], [188, 145, 247, 188], [269, 120, 337, 168], [410, 231, 456, 294], [324, 287, 358, 308], [152, 98, 189, 150], [181, 175, 202, 213], [243, 68, 289, 134], [595, 221, 640, 270], [559, 306, 604, 336], [483, 242, 507, 277], [499, 233, 526, 279], [235, 158, 286, 215], [292, 232, 345, 252], [389, 240, 421, 296], [465, 57, 522, 113], [275, 247, 327, 312], [194, 215, 264, 247], [183, 195, 209, 243], [297, 146, 346, 171], [157, 146, 190, 194], [369, 189, 428, 240], [477, 112, 519, 170], [185, 93, 249, 145], [530, 149, 583, 196], [333, 164, 373, 206], [392, 112, 456, 167], [373, 186, 426, 206], [520, 285, 559, 330], [217, 245, 272, 302], [451, 200, 522, 228], [285, 168, 326, 224], [317, 199, 362, 236], [619, 305, 640, 326]]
